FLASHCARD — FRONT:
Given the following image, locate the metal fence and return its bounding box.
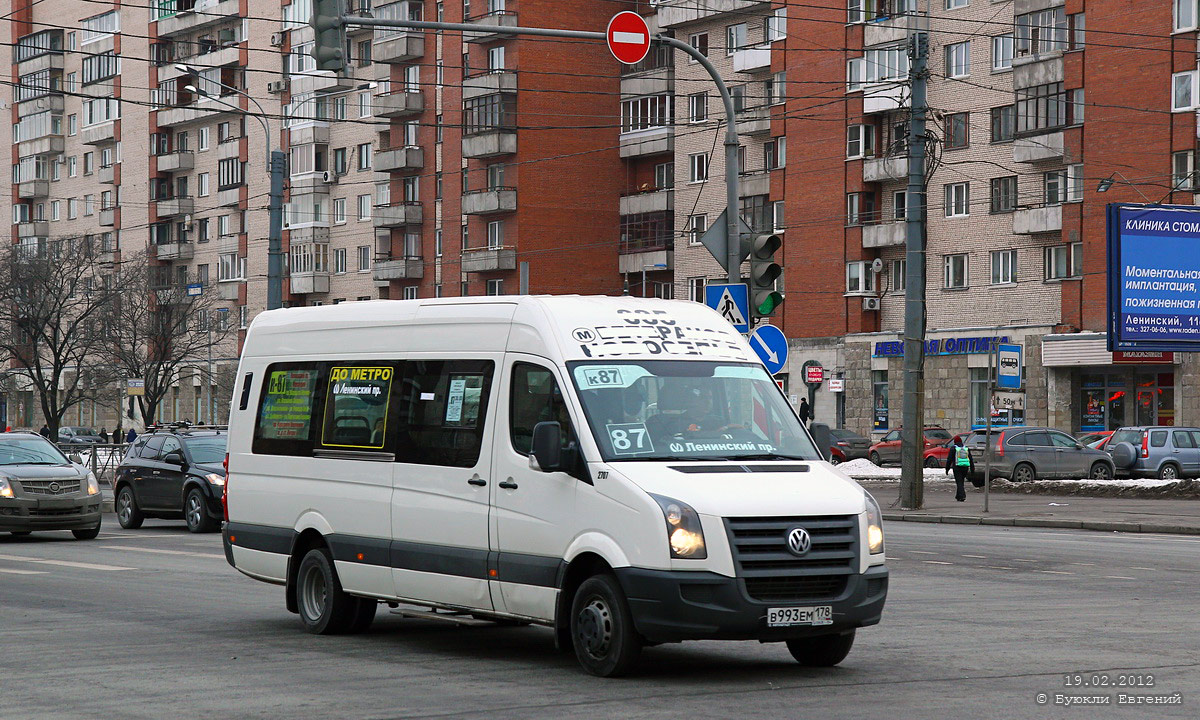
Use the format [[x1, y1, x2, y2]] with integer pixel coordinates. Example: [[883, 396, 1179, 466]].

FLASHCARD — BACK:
[[57, 443, 127, 481]]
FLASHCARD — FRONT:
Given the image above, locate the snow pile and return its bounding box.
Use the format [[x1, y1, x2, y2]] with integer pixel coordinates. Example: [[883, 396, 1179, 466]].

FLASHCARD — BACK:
[[837, 458, 946, 481]]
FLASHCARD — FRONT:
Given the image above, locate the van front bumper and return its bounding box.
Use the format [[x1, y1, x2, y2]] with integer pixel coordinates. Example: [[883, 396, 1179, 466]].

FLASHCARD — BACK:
[[0, 496, 102, 532], [614, 564, 888, 643]]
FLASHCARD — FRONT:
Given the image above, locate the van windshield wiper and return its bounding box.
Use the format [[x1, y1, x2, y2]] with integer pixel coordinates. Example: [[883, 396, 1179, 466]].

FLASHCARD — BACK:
[[725, 453, 814, 461]]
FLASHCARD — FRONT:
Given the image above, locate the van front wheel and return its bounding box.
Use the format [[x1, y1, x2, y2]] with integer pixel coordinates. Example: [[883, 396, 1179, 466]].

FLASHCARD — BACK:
[[570, 574, 642, 677], [786, 630, 855, 667], [296, 548, 356, 635]]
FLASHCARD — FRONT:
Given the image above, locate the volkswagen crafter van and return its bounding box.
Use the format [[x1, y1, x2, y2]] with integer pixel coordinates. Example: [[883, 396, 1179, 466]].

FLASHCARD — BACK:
[[222, 296, 888, 676]]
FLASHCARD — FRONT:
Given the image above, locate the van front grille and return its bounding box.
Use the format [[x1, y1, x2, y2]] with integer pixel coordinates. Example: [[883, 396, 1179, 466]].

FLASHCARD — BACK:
[[725, 515, 858, 603]]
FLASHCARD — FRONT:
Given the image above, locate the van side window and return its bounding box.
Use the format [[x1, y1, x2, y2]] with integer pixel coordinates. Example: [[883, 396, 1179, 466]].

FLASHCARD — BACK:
[[321, 364, 396, 450], [396, 360, 494, 467], [253, 363, 325, 456], [510, 363, 573, 456]]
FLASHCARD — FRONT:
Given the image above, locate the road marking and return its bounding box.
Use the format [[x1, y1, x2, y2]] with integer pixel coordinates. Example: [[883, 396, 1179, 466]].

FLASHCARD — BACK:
[[962, 554, 987, 559], [984, 565, 1015, 570], [0, 566, 48, 575], [1130, 566, 1157, 571], [923, 560, 953, 565], [910, 550, 936, 555], [1012, 559, 1037, 563], [1035, 570, 1073, 575], [1103, 575, 1136, 580], [96, 545, 222, 559], [0, 553, 133, 571], [1070, 562, 1096, 566]]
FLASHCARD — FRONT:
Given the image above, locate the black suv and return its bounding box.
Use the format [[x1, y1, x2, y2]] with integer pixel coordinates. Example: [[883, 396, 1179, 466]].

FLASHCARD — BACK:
[[113, 425, 227, 533]]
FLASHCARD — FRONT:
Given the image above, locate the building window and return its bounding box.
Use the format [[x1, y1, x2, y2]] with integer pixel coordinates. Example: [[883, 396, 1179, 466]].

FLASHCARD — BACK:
[[689, 153, 709, 183], [945, 41, 970, 78], [992, 35, 1014, 71], [945, 0, 968, 8], [765, 137, 786, 170], [1016, 7, 1067, 57], [990, 175, 1017, 213], [872, 370, 889, 431], [333, 248, 347, 274], [944, 253, 968, 289], [1045, 244, 1082, 280], [688, 92, 708, 123], [765, 71, 786, 105], [198, 127, 209, 151], [403, 286, 418, 300], [1173, 71, 1199, 112], [846, 192, 877, 226], [357, 194, 371, 220], [332, 197, 347, 224], [688, 32, 708, 60], [620, 94, 673, 133], [357, 245, 371, 272], [357, 143, 372, 170], [891, 259, 906, 292], [725, 23, 747, 55], [217, 158, 243, 189], [990, 105, 1015, 142], [486, 279, 504, 296], [772, 200, 785, 232], [1173, 150, 1196, 191], [945, 112, 969, 149], [766, 8, 786, 41], [689, 277, 707, 302], [893, 190, 907, 220], [218, 252, 245, 281], [688, 214, 707, 245], [991, 249, 1017, 285], [846, 261, 876, 294], [487, 220, 503, 249], [846, 124, 875, 159], [944, 182, 969, 217], [1176, 0, 1197, 32]]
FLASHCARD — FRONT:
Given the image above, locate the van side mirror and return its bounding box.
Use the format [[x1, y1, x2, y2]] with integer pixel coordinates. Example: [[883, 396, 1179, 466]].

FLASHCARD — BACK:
[[530, 421, 563, 472], [810, 423, 832, 462]]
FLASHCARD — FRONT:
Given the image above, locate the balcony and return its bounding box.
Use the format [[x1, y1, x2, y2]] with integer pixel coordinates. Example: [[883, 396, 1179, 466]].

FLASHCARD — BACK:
[[463, 11, 518, 43], [462, 188, 517, 215], [288, 122, 330, 147], [618, 238, 673, 275], [621, 63, 673, 98], [620, 189, 673, 216], [99, 164, 116, 184], [156, 103, 224, 127], [82, 122, 116, 145], [375, 146, 424, 173], [462, 70, 516, 100], [17, 51, 63, 76], [158, 46, 240, 83], [658, 1, 768, 27], [18, 94, 64, 116], [17, 180, 49, 199], [290, 271, 330, 295], [739, 170, 770, 198], [372, 256, 424, 281], [155, 242, 195, 261], [372, 91, 424, 118], [732, 46, 771, 74], [17, 134, 64, 157], [862, 9, 930, 47], [863, 155, 908, 183], [372, 202, 423, 228], [156, 151, 195, 173], [373, 31, 425, 63], [217, 281, 241, 301], [735, 105, 770, 136], [862, 83, 908, 115], [1013, 204, 1063, 235], [290, 71, 355, 96], [156, 0, 241, 37], [217, 187, 241, 207], [98, 208, 116, 227], [1013, 132, 1065, 163], [289, 226, 330, 244], [17, 221, 49, 238], [619, 126, 673, 158], [462, 247, 516, 273], [862, 221, 906, 248], [155, 196, 194, 218], [462, 130, 517, 159]]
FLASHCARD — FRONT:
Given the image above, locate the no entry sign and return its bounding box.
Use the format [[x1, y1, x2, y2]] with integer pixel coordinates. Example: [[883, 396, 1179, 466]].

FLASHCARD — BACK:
[[606, 11, 651, 65]]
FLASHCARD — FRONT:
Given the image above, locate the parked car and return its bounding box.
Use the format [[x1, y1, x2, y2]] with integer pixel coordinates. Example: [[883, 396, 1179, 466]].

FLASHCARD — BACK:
[[868, 426, 953, 466], [966, 426, 1114, 482], [1107, 426, 1200, 480], [922, 432, 971, 468], [829, 428, 871, 464], [113, 426, 227, 533], [0, 431, 103, 539], [57, 426, 107, 444], [1076, 431, 1113, 450]]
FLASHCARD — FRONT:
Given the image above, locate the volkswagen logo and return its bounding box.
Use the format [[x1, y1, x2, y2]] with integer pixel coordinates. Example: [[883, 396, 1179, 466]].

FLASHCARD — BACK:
[[786, 527, 812, 556], [48, 482, 61, 494]]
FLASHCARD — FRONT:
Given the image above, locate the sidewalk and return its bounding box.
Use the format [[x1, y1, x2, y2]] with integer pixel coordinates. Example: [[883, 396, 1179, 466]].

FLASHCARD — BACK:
[[862, 480, 1200, 536]]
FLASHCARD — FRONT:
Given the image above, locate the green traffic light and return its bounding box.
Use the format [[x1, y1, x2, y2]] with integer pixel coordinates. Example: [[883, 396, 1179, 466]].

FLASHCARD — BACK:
[[756, 291, 783, 316]]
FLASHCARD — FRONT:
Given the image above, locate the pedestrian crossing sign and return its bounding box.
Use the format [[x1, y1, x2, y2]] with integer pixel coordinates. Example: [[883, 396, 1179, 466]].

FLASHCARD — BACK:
[[705, 283, 750, 333]]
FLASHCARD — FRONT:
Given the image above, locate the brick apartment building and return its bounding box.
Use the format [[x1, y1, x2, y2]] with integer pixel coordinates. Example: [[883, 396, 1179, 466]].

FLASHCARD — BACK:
[[3, 0, 632, 431]]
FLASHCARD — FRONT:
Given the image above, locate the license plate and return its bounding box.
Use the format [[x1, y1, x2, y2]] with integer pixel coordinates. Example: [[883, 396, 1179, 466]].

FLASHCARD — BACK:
[[767, 606, 833, 627]]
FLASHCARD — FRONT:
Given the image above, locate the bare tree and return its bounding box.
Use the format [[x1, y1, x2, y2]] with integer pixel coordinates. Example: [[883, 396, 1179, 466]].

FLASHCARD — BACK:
[[104, 254, 236, 426], [0, 239, 119, 438]]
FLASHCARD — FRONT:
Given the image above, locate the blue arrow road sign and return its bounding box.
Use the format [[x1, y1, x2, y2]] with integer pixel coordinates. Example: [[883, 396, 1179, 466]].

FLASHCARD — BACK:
[[705, 283, 750, 334], [996, 343, 1023, 389], [750, 324, 788, 375]]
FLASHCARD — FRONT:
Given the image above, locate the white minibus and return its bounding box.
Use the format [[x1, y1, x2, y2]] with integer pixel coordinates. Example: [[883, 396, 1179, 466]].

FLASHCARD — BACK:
[[222, 296, 887, 676]]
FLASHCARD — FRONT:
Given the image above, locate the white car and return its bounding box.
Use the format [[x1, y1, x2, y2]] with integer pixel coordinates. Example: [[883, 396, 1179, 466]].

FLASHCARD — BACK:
[[222, 296, 888, 676]]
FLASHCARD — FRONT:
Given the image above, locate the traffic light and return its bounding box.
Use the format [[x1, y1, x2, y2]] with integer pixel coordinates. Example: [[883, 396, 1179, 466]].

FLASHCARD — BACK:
[[310, 0, 348, 74], [749, 233, 784, 317]]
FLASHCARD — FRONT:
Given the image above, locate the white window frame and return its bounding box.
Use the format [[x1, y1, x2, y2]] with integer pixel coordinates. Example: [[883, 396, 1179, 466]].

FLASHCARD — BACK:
[[766, 8, 786, 42], [1044, 245, 1073, 280], [847, 124, 875, 159], [1174, 150, 1196, 191], [893, 190, 907, 220], [944, 253, 968, 289], [487, 220, 503, 250], [688, 153, 709, 183], [688, 92, 708, 123], [891, 259, 906, 292], [357, 245, 371, 272], [846, 261, 876, 295], [333, 197, 347, 224], [1172, 70, 1198, 112], [991, 249, 1017, 285], [725, 23, 747, 56], [688, 214, 707, 245], [945, 41, 970, 78], [992, 35, 1014, 71], [1175, 0, 1198, 33], [357, 194, 371, 220], [944, 182, 970, 218], [945, 0, 968, 9]]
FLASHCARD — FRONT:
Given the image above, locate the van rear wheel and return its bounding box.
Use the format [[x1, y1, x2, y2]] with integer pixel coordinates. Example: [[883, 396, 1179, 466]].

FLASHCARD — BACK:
[[570, 574, 642, 677], [786, 630, 855, 667], [296, 548, 357, 635]]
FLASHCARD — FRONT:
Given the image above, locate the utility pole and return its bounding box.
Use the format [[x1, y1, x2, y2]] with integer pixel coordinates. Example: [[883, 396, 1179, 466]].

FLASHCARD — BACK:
[[266, 150, 286, 310], [900, 32, 929, 510]]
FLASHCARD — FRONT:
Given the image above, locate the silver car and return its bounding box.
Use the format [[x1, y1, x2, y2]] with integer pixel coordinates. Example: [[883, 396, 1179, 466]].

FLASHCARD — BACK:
[[0, 432, 103, 539], [966, 426, 1115, 482], [1107, 426, 1200, 480]]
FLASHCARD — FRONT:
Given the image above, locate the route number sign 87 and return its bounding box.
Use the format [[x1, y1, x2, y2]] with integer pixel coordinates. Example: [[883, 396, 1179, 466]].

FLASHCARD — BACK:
[[606, 423, 654, 455]]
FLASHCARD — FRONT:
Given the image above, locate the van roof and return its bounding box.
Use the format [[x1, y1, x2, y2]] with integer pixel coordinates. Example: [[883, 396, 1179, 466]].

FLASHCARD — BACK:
[[243, 296, 759, 365]]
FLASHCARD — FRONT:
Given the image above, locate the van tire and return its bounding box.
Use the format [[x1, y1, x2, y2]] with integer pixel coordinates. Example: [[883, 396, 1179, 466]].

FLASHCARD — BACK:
[[570, 574, 642, 677], [1158, 463, 1181, 481], [346, 598, 377, 634], [185, 488, 217, 533], [786, 630, 855, 667], [1012, 462, 1036, 483], [296, 548, 356, 635], [116, 486, 144, 529]]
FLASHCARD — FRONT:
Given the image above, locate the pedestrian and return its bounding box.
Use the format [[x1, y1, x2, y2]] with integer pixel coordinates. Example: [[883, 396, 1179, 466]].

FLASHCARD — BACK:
[[113, 427, 122, 444], [945, 436, 975, 502], [126, 427, 137, 443], [99, 427, 108, 441], [39, 424, 51, 439], [798, 397, 811, 426]]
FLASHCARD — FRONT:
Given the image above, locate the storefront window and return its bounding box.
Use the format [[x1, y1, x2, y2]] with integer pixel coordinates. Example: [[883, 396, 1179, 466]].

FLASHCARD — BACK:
[[1081, 374, 1128, 431], [1135, 373, 1174, 427], [970, 367, 1025, 429], [873, 370, 888, 431]]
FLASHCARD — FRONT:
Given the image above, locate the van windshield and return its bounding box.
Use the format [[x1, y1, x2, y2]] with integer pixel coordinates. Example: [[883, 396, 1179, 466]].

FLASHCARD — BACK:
[[568, 360, 822, 462]]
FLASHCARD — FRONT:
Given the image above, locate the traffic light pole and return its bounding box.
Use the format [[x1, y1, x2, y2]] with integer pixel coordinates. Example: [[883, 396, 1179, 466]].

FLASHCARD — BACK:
[[338, 15, 742, 284]]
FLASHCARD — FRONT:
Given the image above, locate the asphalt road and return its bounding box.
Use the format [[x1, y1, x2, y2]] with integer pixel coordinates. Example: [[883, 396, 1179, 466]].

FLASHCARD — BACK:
[[2, 516, 1198, 720]]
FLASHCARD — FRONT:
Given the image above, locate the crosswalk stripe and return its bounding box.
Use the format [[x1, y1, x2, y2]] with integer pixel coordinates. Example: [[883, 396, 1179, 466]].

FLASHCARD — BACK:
[[0, 553, 132, 571], [96, 545, 222, 559], [0, 567, 48, 575]]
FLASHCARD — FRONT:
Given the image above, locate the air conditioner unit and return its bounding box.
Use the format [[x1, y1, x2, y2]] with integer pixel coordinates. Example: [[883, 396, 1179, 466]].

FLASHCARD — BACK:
[[267, 79, 288, 94], [321, 170, 334, 183], [270, 32, 285, 47], [862, 297, 881, 312]]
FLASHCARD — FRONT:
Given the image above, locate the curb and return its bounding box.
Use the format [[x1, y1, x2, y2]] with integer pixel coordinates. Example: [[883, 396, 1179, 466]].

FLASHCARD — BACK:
[[880, 512, 1200, 536], [101, 500, 114, 513]]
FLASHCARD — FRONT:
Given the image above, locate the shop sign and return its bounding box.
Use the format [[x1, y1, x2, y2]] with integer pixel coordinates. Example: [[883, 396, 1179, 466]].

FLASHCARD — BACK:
[[1112, 351, 1174, 365], [828, 378, 845, 392], [873, 336, 1010, 357]]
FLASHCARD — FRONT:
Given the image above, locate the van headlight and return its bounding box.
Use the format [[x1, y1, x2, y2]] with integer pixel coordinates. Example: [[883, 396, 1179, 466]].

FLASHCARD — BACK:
[[0, 477, 12, 499], [649, 494, 706, 559], [86, 472, 100, 496], [865, 493, 885, 555]]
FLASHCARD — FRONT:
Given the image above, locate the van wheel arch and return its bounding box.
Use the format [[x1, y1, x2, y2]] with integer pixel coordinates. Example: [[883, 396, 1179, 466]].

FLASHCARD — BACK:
[[554, 552, 614, 652], [286, 529, 329, 615]]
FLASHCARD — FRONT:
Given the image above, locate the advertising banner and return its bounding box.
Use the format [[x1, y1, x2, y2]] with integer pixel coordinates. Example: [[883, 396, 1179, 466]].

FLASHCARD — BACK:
[[1107, 204, 1200, 351]]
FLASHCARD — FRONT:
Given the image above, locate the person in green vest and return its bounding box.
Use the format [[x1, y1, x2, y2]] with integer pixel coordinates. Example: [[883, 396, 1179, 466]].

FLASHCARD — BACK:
[[944, 436, 974, 502]]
